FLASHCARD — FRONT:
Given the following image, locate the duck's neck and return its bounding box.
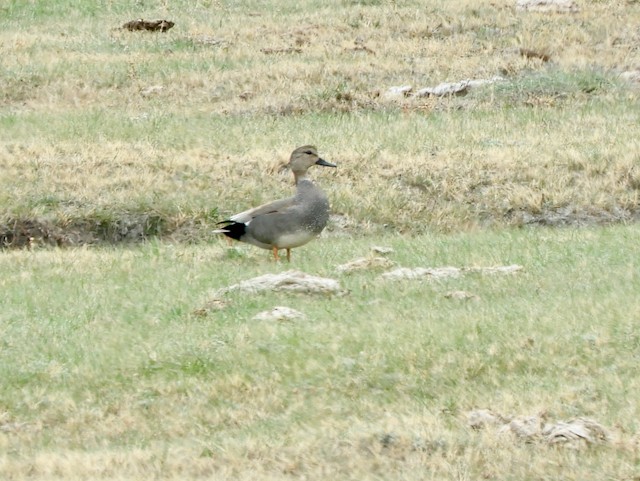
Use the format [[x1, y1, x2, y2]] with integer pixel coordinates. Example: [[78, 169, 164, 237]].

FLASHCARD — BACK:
[[293, 171, 310, 185]]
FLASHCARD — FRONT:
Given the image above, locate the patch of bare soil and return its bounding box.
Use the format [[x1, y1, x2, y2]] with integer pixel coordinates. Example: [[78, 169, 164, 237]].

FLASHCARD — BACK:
[[0, 214, 172, 249], [252, 306, 306, 321], [1, 219, 86, 248], [121, 19, 175, 32], [2, 204, 639, 249], [0, 211, 375, 249], [508, 205, 640, 227]]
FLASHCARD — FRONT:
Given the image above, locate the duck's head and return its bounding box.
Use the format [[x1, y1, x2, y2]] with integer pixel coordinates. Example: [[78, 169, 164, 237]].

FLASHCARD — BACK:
[[288, 146, 336, 178]]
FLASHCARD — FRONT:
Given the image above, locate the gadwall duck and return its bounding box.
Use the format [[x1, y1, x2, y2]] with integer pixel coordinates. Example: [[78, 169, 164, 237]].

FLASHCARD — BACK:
[[215, 146, 336, 261]]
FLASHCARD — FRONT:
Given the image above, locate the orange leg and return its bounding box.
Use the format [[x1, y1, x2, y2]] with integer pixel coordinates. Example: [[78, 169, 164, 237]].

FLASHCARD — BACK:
[[286, 248, 291, 262], [272, 246, 280, 261]]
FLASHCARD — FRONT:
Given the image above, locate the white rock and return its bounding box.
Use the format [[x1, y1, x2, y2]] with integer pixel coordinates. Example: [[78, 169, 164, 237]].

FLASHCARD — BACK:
[[467, 409, 506, 429], [253, 306, 306, 321], [383, 85, 413, 99], [543, 418, 610, 445], [414, 77, 505, 97], [336, 256, 395, 274], [370, 246, 394, 255], [140, 85, 164, 97], [499, 415, 543, 439], [380, 266, 462, 281], [414, 80, 470, 97], [216, 270, 346, 296], [620, 70, 640, 83], [463, 265, 523, 275], [516, 0, 579, 13]]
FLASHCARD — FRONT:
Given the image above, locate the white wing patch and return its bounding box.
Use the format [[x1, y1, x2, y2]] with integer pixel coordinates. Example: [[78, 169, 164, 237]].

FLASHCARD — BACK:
[[229, 209, 253, 224]]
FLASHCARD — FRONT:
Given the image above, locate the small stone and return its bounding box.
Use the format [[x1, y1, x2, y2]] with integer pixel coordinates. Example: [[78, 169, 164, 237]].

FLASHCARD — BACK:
[[141, 85, 164, 97], [467, 409, 507, 429], [336, 256, 395, 274], [380, 266, 462, 281], [370, 246, 394, 255], [543, 418, 610, 446], [253, 306, 306, 321], [444, 290, 479, 301], [383, 85, 413, 100], [620, 70, 640, 84], [515, 0, 579, 13]]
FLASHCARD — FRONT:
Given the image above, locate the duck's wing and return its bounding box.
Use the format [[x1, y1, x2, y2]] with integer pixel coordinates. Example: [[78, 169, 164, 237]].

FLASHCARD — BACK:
[[228, 195, 297, 224]]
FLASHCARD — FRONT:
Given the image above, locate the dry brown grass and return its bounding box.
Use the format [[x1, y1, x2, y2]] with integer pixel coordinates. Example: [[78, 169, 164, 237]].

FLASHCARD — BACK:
[[3, 418, 638, 481], [1, 0, 640, 245]]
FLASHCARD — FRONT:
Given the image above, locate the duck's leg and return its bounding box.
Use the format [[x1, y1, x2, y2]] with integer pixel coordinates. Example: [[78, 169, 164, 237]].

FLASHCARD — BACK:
[[286, 248, 291, 262], [272, 246, 280, 261]]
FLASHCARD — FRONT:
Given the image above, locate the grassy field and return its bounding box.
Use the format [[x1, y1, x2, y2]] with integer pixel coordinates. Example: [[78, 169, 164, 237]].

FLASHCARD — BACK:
[[1, 0, 640, 479], [2, 227, 640, 480]]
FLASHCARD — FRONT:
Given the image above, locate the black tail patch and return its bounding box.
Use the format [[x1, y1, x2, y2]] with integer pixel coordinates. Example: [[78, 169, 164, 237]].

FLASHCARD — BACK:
[[217, 220, 246, 241]]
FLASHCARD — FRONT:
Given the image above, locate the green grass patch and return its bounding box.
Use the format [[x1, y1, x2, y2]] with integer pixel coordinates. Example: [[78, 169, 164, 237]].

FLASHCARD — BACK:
[[1, 226, 639, 478]]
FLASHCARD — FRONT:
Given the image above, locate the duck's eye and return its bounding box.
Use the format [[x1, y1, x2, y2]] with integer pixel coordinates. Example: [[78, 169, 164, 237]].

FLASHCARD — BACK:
[[304, 150, 313, 155]]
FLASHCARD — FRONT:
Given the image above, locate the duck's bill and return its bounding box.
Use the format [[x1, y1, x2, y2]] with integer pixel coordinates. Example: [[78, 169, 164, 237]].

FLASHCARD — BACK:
[[315, 158, 337, 168]]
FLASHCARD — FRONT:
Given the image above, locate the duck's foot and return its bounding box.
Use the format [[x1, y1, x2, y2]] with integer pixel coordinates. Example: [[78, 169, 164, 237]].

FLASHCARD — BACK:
[[271, 247, 292, 262]]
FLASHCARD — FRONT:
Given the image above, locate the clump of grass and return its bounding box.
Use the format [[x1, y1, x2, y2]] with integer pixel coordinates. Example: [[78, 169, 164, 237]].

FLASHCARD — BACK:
[[483, 68, 620, 108]]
